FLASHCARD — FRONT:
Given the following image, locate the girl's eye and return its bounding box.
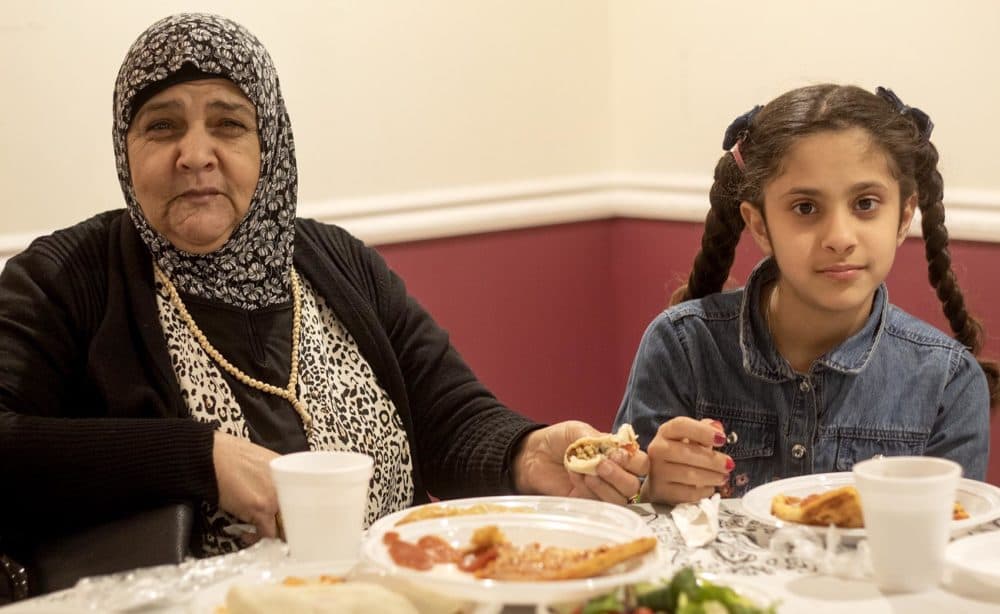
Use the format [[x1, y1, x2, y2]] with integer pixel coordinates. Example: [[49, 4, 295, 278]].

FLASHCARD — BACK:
[[792, 202, 816, 215], [856, 197, 879, 212]]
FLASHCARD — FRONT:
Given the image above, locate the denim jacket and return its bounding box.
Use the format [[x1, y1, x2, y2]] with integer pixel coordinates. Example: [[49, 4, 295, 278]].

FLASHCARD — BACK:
[[615, 258, 990, 496]]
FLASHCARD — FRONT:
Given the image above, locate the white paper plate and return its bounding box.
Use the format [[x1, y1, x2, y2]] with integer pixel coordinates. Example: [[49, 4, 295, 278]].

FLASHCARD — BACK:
[[367, 495, 651, 537], [946, 531, 1000, 589], [188, 561, 502, 614], [186, 560, 501, 614], [187, 560, 355, 613], [700, 573, 780, 607], [362, 511, 665, 604], [741, 472, 1000, 538]]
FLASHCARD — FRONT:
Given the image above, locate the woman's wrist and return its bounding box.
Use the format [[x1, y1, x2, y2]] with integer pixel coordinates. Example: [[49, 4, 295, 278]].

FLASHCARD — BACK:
[[510, 428, 545, 494]]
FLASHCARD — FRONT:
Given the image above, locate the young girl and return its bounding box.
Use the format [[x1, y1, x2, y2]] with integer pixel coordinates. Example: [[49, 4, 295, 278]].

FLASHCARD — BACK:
[[615, 84, 999, 505]]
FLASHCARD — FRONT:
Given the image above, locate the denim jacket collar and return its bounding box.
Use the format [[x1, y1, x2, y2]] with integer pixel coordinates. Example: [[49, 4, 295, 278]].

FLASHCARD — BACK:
[[738, 258, 889, 382]]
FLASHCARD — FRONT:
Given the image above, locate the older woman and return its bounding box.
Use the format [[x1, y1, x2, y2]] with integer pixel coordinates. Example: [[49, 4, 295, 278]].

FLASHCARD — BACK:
[[0, 13, 645, 562]]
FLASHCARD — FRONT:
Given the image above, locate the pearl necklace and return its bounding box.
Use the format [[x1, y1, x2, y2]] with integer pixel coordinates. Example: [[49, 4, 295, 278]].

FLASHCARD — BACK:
[[153, 265, 311, 433]]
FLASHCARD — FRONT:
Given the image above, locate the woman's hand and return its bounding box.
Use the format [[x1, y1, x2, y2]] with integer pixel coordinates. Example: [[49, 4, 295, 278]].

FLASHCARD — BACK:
[[642, 417, 732, 505], [512, 421, 649, 505], [212, 431, 281, 542]]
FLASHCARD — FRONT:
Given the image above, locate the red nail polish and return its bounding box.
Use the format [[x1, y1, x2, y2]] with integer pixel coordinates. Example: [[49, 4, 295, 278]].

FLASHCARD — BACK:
[[713, 432, 727, 446], [725, 457, 735, 472], [711, 420, 724, 431]]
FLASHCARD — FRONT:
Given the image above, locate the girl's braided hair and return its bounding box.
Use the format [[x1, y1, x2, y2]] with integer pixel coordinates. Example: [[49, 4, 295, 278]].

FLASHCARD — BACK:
[[674, 84, 999, 406]]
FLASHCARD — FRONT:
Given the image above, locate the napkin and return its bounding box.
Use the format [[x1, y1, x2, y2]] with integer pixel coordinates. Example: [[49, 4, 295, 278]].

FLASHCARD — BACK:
[[670, 493, 721, 548], [769, 525, 873, 580]]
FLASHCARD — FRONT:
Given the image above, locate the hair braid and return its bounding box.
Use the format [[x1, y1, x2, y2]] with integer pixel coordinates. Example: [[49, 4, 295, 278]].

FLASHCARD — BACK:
[[915, 145, 1000, 406], [672, 155, 746, 305]]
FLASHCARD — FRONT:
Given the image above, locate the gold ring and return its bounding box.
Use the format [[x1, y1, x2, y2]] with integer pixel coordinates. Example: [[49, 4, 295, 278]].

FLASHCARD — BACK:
[[627, 493, 642, 505]]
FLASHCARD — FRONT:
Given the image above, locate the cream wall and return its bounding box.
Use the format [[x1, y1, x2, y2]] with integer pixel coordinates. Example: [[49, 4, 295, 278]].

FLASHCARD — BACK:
[[0, 0, 612, 236], [2, 0, 999, 240], [609, 0, 1000, 191]]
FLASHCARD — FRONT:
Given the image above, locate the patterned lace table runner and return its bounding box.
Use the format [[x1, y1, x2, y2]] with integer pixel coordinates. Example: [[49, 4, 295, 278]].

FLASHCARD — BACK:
[[632, 499, 1000, 578]]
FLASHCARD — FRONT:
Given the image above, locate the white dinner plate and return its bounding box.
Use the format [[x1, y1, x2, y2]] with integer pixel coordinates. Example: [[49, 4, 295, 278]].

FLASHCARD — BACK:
[[367, 495, 651, 537], [741, 472, 1000, 538], [946, 531, 1000, 589], [361, 511, 665, 605]]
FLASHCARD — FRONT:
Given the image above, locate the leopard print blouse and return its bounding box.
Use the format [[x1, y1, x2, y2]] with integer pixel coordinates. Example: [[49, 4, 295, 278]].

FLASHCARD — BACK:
[[155, 270, 415, 555]]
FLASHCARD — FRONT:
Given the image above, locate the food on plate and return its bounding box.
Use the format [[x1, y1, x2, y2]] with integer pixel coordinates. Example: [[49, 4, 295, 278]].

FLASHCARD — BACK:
[[770, 486, 970, 528], [223, 580, 418, 614], [278, 574, 344, 586], [770, 485, 864, 528], [480, 528, 657, 581], [395, 502, 532, 526], [564, 423, 640, 475], [383, 525, 658, 581], [953, 500, 969, 520], [548, 566, 778, 614]]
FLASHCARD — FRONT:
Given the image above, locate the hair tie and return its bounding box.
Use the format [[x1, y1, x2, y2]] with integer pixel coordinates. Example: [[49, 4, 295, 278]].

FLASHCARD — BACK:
[[875, 86, 934, 141], [730, 141, 746, 171], [722, 105, 762, 171]]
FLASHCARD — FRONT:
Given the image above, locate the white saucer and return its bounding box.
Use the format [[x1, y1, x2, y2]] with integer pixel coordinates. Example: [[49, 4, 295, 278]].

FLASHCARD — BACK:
[[945, 531, 1000, 595]]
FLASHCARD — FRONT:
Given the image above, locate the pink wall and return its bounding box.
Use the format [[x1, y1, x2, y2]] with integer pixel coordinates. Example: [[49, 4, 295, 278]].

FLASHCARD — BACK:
[[377, 219, 1000, 484]]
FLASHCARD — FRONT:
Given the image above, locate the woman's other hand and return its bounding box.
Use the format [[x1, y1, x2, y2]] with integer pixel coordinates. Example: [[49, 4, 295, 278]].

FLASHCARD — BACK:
[[642, 417, 732, 505], [512, 421, 649, 505], [212, 431, 281, 542]]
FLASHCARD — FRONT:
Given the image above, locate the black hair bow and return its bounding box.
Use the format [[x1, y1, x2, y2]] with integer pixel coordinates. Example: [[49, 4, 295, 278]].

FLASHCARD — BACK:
[[722, 105, 763, 150], [875, 86, 934, 141]]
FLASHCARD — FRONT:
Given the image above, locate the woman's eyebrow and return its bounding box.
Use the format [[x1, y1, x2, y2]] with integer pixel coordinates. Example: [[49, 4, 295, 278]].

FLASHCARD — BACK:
[[208, 100, 255, 116], [133, 99, 182, 122], [134, 99, 255, 122]]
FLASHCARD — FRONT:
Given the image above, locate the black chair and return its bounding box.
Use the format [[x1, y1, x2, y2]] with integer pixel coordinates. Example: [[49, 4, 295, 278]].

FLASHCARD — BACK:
[[0, 502, 194, 604]]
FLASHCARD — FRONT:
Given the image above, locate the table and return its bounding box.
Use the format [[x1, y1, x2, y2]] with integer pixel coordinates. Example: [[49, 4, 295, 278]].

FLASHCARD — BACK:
[[3, 500, 999, 613], [638, 500, 1000, 613]]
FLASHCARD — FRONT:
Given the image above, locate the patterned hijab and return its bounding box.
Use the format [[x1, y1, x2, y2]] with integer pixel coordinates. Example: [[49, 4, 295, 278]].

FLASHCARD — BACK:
[[113, 13, 297, 309]]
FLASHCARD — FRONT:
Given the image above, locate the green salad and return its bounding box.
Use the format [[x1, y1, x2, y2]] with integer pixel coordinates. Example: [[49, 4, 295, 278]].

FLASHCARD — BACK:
[[552, 567, 778, 614]]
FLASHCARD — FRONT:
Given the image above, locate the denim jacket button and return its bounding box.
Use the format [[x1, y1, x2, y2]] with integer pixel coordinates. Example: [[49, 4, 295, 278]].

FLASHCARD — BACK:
[[791, 443, 807, 459], [799, 379, 811, 392]]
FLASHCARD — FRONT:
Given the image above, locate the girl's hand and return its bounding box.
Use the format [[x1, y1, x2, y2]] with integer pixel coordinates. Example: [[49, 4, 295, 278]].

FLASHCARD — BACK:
[[642, 417, 732, 505], [512, 421, 650, 505], [212, 431, 281, 542]]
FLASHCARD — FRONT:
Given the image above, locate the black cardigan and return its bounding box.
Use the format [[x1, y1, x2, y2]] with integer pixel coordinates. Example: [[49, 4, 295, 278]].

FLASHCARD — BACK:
[[0, 210, 540, 539]]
